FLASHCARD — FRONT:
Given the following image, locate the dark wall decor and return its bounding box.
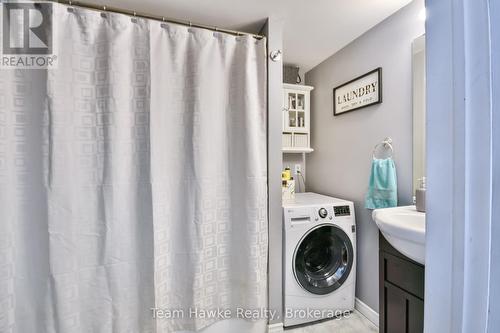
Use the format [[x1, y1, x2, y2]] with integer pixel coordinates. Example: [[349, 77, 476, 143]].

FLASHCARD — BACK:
[[333, 67, 382, 116]]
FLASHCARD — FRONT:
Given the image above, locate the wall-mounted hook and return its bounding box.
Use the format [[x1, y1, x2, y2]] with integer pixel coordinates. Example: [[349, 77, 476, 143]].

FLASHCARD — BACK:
[[270, 50, 282, 62]]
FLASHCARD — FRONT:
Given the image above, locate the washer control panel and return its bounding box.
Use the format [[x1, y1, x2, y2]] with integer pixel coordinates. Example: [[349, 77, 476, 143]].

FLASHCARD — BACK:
[[334, 205, 351, 217]]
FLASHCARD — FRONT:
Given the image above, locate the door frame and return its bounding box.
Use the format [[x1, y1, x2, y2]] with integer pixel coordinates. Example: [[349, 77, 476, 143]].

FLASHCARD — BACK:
[[425, 0, 499, 331]]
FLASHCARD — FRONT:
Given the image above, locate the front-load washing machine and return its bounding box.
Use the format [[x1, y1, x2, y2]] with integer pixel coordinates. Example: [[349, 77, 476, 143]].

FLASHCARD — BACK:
[[283, 192, 356, 327]]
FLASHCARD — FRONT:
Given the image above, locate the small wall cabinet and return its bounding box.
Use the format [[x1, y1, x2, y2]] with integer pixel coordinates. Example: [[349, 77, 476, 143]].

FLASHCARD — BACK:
[[379, 233, 424, 333], [282, 84, 314, 153]]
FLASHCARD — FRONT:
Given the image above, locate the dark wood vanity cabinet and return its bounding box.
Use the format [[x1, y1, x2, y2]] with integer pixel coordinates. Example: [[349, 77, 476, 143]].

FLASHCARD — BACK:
[[379, 233, 425, 333]]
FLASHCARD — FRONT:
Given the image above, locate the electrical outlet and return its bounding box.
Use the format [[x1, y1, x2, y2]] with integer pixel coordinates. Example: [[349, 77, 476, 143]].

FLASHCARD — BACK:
[[294, 164, 302, 175]]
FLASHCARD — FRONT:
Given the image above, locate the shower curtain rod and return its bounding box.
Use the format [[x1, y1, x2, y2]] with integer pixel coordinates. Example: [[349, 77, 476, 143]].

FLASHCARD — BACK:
[[51, 0, 265, 40]]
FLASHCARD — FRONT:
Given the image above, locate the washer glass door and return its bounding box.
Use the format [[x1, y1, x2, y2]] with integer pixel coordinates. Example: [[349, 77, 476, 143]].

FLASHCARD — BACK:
[[294, 224, 353, 295]]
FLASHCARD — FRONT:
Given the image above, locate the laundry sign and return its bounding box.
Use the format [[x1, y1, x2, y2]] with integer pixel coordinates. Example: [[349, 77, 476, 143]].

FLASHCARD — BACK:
[[333, 68, 382, 115]]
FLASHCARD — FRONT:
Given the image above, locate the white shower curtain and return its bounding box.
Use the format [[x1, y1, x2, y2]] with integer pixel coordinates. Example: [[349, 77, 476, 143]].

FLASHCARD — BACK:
[[0, 4, 267, 333]]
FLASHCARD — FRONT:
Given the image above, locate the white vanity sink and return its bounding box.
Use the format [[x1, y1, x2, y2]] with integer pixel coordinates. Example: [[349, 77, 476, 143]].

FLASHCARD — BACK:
[[372, 206, 425, 265]]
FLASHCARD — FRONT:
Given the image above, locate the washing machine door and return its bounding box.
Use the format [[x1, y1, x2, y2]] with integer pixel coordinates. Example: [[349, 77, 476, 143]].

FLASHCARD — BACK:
[[294, 224, 354, 295]]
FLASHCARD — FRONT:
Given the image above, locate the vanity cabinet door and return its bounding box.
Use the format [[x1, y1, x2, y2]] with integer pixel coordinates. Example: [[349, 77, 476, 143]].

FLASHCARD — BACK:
[[384, 282, 424, 333], [380, 233, 424, 333]]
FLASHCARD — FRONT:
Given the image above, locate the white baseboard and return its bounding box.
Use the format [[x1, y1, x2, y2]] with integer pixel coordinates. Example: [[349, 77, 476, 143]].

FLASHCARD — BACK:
[[355, 297, 379, 327], [267, 300, 377, 331], [267, 322, 284, 333]]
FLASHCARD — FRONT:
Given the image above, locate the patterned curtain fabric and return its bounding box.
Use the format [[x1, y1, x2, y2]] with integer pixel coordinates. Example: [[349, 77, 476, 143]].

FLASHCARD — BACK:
[[0, 4, 267, 333]]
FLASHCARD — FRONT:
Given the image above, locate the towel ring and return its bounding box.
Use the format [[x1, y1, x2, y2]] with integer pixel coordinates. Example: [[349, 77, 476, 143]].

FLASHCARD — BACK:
[[372, 137, 394, 159]]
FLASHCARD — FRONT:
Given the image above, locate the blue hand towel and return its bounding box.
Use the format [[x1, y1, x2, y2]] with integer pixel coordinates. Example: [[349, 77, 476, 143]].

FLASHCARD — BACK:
[[365, 158, 398, 209]]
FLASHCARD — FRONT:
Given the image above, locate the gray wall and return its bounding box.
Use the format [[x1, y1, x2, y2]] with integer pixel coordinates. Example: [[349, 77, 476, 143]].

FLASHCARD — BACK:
[[305, 0, 424, 312]]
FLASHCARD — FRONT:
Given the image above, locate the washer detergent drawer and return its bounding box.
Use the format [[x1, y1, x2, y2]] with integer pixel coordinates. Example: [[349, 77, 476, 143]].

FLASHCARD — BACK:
[[284, 207, 313, 229], [290, 215, 311, 226]]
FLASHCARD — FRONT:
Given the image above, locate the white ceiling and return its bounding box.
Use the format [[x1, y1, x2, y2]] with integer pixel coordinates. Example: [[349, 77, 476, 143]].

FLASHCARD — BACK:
[[102, 0, 413, 73]]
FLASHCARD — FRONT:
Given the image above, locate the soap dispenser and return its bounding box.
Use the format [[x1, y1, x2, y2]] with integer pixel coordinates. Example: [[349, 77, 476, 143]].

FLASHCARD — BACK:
[[416, 177, 426, 212]]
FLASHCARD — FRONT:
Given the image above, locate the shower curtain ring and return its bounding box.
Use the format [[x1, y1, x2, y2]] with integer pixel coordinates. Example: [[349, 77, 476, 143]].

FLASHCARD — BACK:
[[67, 0, 75, 12], [100, 5, 108, 17]]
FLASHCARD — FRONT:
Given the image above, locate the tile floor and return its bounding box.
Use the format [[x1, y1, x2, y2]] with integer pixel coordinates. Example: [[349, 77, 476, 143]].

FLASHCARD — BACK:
[[285, 310, 378, 333]]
